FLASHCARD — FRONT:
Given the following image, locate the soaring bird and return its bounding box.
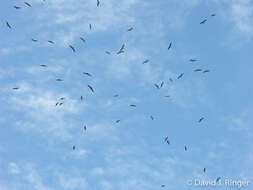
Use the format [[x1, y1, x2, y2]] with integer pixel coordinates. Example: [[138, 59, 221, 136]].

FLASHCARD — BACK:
[[211, 13, 216, 17], [169, 78, 173, 82], [32, 39, 38, 42], [83, 72, 92, 77], [216, 177, 221, 183], [203, 168, 206, 173], [14, 6, 21, 9], [89, 24, 92, 30], [84, 125, 87, 131], [116, 120, 120, 123], [199, 117, 204, 122], [6, 21, 11, 29], [80, 37, 85, 43], [105, 51, 111, 55], [69, 45, 75, 52], [184, 146, 187, 151], [80, 96, 83, 100], [117, 50, 124, 54], [12, 87, 19, 90], [59, 102, 64, 106], [154, 84, 160, 89], [119, 44, 125, 51], [190, 59, 197, 62], [142, 59, 149, 64], [56, 79, 63, 82], [177, 73, 184, 79], [40, 64, 47, 67], [194, 69, 202, 72], [88, 85, 94, 93], [73, 145, 76, 150], [24, 2, 32, 7], [130, 104, 136, 107], [164, 137, 170, 144], [59, 97, 65, 100], [127, 27, 133, 31], [203, 70, 210, 73], [150, 116, 154, 120], [200, 19, 207, 24], [97, 0, 100, 7], [48, 40, 54, 44], [161, 185, 165, 188], [114, 94, 119, 97], [55, 102, 59, 106], [164, 95, 170, 98], [168, 42, 172, 50]]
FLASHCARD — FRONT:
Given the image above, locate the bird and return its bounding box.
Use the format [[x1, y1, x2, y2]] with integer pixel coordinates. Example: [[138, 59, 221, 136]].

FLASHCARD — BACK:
[[69, 45, 75, 52], [189, 59, 197, 62], [184, 146, 187, 151], [59, 102, 64, 106], [6, 21, 11, 29], [12, 87, 19, 90], [88, 85, 94, 93], [199, 117, 204, 122], [203, 70, 210, 73], [89, 24, 92, 30], [194, 69, 202, 72], [154, 84, 160, 89], [32, 39, 38, 42], [216, 177, 221, 183], [73, 145, 76, 150], [83, 72, 92, 77], [117, 44, 125, 54], [164, 95, 170, 98], [24, 2, 32, 7], [142, 59, 149, 64], [161, 185, 165, 188], [80, 37, 85, 43], [177, 73, 184, 79], [48, 40, 54, 44], [105, 51, 111, 55], [130, 104, 136, 107], [80, 96, 83, 100], [14, 6, 21, 9], [160, 81, 164, 88], [164, 137, 170, 144], [116, 120, 120, 123], [55, 102, 59, 106], [114, 94, 119, 97], [169, 78, 173, 82], [97, 0, 100, 7], [127, 27, 133, 31], [59, 97, 65, 100], [211, 13, 216, 17], [200, 19, 207, 24], [150, 116, 154, 120], [40, 64, 47, 67], [84, 125, 87, 131], [168, 42, 172, 50], [203, 168, 206, 173], [56, 79, 63, 82], [117, 50, 124, 54]]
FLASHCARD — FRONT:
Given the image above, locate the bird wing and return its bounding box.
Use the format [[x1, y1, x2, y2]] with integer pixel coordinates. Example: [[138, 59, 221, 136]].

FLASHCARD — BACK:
[[88, 85, 94, 92]]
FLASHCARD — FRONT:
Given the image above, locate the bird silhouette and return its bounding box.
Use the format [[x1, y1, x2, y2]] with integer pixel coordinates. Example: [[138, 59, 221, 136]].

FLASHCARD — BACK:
[[80, 37, 86, 43], [130, 104, 136, 107], [24, 2, 32, 7], [56, 79, 63, 82], [116, 120, 120, 123], [154, 84, 160, 89], [168, 42, 172, 50], [69, 45, 75, 52], [73, 145, 76, 150], [127, 27, 133, 31], [199, 117, 204, 122], [88, 85, 94, 93], [203, 70, 210, 73], [32, 39, 38, 42], [211, 13, 216, 17], [216, 177, 221, 183], [177, 73, 184, 79], [105, 51, 111, 55], [194, 69, 202, 72], [184, 146, 187, 151], [48, 40, 54, 44], [6, 21, 11, 29], [97, 0, 100, 7], [89, 24, 92, 30], [14, 6, 21, 9], [12, 87, 19, 90], [142, 59, 149, 64], [150, 116, 154, 120], [83, 72, 92, 77], [200, 19, 207, 24], [40, 64, 47, 67], [203, 168, 206, 173]]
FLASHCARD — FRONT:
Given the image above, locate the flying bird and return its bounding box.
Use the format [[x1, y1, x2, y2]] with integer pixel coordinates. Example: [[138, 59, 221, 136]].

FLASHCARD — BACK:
[[161, 185, 165, 188], [14, 6, 21, 9], [116, 120, 120, 123], [150, 116, 154, 120], [154, 84, 160, 89], [114, 94, 119, 97], [194, 69, 202, 72], [184, 146, 187, 151], [80, 37, 85, 43], [97, 0, 100, 7], [211, 13, 216, 17], [56, 79, 63, 82], [6, 21, 11, 29], [216, 177, 221, 183], [84, 125, 87, 131], [59, 97, 65, 100], [89, 24, 92, 30], [116, 44, 125, 54], [203, 70, 210, 73], [105, 51, 111, 55], [24, 2, 32, 7], [32, 39, 38, 42], [127, 27, 133, 31], [164, 136, 170, 144], [200, 19, 207, 24], [48, 40, 54, 44], [40, 64, 47, 67], [73, 145, 76, 150], [142, 59, 149, 64], [69, 45, 75, 52], [12, 87, 19, 90], [88, 85, 94, 93], [130, 104, 136, 107], [160, 81, 164, 88], [55, 102, 59, 106], [117, 50, 124, 54], [83, 72, 92, 77], [169, 78, 173, 82], [177, 73, 184, 79], [199, 117, 204, 123], [59, 102, 64, 106], [203, 168, 206, 173], [190, 59, 197, 62], [168, 42, 172, 50], [164, 95, 170, 98], [80, 96, 83, 100]]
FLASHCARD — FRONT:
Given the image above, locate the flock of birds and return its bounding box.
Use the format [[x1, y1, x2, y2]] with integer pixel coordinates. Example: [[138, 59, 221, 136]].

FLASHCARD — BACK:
[[6, 0, 223, 187]]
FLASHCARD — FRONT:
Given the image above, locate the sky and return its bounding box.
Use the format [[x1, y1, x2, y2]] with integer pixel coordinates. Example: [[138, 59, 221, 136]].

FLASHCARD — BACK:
[[0, 0, 253, 189]]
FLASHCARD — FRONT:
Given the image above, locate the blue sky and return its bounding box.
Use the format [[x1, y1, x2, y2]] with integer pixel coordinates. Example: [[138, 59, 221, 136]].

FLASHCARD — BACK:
[[0, 0, 253, 189]]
